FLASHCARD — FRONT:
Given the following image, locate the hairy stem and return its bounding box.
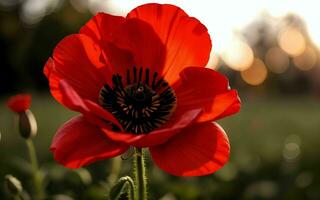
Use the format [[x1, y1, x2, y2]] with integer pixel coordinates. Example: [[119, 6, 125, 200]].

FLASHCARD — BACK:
[[133, 148, 147, 200]]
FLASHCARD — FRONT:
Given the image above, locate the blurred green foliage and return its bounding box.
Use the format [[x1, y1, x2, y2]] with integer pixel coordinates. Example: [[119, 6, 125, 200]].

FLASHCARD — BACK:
[[0, 0, 91, 94], [1, 94, 320, 199]]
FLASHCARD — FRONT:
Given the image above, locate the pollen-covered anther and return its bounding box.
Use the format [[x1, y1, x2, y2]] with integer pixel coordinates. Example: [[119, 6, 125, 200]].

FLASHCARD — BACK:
[[99, 67, 177, 134]]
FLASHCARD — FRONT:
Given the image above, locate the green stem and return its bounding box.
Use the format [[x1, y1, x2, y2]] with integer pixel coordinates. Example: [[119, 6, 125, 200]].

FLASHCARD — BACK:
[[26, 139, 44, 200], [127, 177, 135, 200], [133, 148, 147, 200]]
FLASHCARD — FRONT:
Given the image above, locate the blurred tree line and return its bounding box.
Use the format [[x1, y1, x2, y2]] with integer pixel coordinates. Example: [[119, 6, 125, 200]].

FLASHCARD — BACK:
[[1, 0, 319, 97], [0, 0, 90, 95]]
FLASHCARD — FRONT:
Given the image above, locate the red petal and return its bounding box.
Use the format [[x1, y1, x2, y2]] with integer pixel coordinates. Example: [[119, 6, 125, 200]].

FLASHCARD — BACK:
[[58, 80, 123, 129], [79, 13, 135, 78], [97, 109, 201, 148], [130, 109, 201, 147], [7, 94, 31, 113], [58, 80, 144, 143], [44, 34, 111, 104], [127, 3, 211, 84], [198, 90, 241, 122], [110, 18, 165, 77], [80, 13, 125, 44], [51, 116, 128, 168], [173, 67, 241, 122], [150, 122, 230, 176], [99, 128, 144, 145], [57, 81, 200, 148]]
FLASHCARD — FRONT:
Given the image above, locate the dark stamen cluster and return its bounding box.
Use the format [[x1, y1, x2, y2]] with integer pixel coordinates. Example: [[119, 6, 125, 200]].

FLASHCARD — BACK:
[[99, 67, 176, 134]]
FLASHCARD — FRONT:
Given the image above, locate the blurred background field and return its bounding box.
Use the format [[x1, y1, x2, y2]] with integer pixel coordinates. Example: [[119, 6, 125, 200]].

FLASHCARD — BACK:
[[1, 0, 320, 199]]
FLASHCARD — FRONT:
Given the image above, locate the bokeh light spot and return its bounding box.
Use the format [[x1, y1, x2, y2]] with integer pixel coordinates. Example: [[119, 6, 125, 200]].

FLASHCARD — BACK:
[[222, 37, 254, 71], [241, 58, 268, 85], [278, 27, 306, 57], [295, 172, 313, 188], [206, 52, 220, 70], [293, 46, 317, 71], [283, 142, 300, 160], [265, 47, 290, 74], [245, 181, 278, 199]]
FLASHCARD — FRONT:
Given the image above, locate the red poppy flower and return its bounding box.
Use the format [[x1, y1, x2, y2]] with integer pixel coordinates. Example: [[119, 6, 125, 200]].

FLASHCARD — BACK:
[[44, 3, 240, 176], [7, 94, 32, 113]]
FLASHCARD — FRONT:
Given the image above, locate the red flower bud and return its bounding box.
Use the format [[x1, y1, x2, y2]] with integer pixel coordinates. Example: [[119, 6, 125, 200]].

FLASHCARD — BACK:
[[7, 94, 31, 113], [7, 94, 37, 139]]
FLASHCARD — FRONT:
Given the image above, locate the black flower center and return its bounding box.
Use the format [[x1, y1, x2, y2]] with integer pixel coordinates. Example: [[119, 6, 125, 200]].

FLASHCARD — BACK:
[[99, 67, 177, 134]]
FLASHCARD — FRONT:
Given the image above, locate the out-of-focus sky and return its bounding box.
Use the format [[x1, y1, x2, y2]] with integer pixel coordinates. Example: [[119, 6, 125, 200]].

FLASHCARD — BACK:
[[87, 0, 320, 52], [2, 0, 319, 88], [12, 0, 320, 51], [90, 0, 319, 76]]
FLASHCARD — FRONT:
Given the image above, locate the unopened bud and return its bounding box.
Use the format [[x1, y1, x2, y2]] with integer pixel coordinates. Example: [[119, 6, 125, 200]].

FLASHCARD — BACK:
[[5, 175, 23, 195], [19, 110, 37, 139]]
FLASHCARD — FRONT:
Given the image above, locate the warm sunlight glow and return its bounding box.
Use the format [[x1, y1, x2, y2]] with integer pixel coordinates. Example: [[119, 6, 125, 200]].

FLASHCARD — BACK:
[[265, 47, 289, 74], [98, 0, 320, 53], [278, 27, 306, 57], [222, 38, 254, 71], [241, 58, 268, 85], [206, 53, 220, 70], [293, 47, 317, 71]]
